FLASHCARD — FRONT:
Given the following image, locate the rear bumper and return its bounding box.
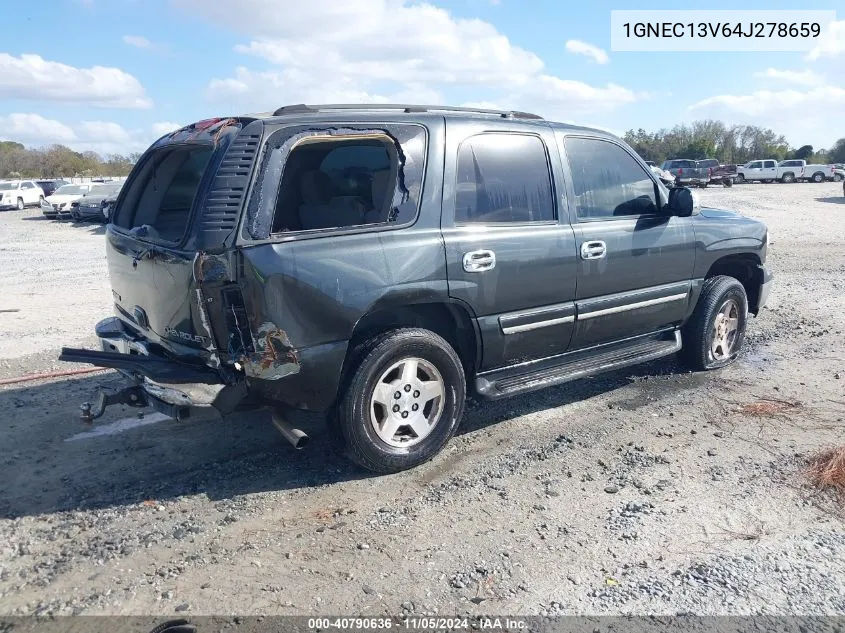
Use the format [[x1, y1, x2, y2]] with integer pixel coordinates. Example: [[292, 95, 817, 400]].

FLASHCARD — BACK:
[[59, 316, 248, 421]]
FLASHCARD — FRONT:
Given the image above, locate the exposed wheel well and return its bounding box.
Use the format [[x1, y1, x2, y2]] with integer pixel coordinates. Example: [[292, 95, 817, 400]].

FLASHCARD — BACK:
[[343, 301, 479, 380], [705, 254, 762, 314]]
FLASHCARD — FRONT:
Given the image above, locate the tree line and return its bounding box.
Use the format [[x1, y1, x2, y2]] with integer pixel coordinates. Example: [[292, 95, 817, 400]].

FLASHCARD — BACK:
[[0, 141, 140, 179], [2, 120, 844, 180], [623, 120, 845, 167]]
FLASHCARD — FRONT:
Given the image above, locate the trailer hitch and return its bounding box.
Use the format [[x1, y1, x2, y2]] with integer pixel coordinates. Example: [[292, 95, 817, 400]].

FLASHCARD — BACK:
[[80, 384, 149, 423]]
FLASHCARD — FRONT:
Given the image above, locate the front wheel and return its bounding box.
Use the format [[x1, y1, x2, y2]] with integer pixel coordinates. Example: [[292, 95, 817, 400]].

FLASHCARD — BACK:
[[680, 276, 748, 371], [337, 328, 466, 473]]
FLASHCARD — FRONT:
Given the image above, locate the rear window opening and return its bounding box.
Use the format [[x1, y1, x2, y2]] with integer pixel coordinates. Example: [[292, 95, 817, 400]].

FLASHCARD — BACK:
[[113, 145, 214, 244], [270, 135, 404, 233]]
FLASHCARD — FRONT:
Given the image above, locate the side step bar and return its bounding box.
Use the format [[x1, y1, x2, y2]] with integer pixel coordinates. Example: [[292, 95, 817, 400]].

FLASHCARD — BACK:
[[476, 330, 682, 399], [59, 347, 221, 385]]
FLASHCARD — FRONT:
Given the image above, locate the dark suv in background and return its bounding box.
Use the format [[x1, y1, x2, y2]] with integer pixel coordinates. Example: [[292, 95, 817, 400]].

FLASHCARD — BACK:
[[61, 104, 772, 473]]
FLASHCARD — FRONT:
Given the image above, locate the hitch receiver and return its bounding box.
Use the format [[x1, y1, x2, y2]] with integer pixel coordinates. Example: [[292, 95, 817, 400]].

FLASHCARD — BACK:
[[80, 385, 149, 423]]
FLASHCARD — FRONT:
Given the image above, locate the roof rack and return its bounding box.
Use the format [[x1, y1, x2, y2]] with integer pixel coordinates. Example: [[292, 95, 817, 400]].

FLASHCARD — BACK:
[[271, 103, 544, 120]]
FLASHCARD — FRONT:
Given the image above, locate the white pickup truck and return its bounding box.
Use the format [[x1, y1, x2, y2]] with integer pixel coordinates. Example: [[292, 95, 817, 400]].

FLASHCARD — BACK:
[[737, 159, 834, 184]]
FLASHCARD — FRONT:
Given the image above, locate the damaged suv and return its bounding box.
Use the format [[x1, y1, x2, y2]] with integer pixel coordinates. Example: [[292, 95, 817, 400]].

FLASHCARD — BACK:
[[61, 104, 773, 473]]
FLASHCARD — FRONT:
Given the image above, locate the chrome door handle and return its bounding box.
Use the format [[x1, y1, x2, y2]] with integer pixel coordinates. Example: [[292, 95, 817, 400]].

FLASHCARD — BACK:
[[580, 241, 607, 260], [463, 249, 496, 273]]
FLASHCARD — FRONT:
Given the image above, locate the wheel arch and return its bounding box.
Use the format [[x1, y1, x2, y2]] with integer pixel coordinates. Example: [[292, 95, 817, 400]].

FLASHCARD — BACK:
[[338, 299, 481, 400], [703, 253, 763, 315]]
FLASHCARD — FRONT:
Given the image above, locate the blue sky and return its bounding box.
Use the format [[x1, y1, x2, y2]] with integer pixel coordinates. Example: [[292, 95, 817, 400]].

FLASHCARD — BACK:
[[1, 0, 842, 155]]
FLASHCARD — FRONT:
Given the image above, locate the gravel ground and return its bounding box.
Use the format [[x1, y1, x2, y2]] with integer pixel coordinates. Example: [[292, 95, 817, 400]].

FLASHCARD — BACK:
[[0, 182, 843, 618]]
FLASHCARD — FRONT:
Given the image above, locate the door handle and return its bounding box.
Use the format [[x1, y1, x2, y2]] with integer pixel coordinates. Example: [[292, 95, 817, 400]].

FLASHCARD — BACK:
[[463, 249, 496, 273], [580, 241, 607, 260]]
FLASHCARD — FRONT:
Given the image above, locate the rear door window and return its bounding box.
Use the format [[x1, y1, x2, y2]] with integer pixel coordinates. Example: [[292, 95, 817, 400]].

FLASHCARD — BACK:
[[455, 133, 555, 224], [113, 145, 214, 244]]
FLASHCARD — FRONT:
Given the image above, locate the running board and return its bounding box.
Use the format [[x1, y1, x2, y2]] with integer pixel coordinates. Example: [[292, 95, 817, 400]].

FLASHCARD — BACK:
[[475, 330, 682, 399]]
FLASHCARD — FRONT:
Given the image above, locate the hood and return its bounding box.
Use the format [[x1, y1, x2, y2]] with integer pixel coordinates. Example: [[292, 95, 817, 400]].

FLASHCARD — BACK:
[[697, 207, 768, 240], [46, 193, 84, 204]]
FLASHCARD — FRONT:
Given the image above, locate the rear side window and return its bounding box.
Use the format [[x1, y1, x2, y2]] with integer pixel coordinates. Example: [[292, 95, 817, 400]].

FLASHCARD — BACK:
[[565, 137, 658, 220], [663, 160, 695, 169], [113, 145, 214, 244], [455, 133, 555, 224], [245, 124, 427, 240], [270, 136, 402, 233]]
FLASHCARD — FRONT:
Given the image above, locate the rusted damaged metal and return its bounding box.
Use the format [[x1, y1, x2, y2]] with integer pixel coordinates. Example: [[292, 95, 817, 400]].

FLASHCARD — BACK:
[[241, 322, 301, 380]]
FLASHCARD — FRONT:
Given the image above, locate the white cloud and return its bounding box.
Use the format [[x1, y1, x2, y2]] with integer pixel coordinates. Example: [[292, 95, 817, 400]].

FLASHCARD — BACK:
[[753, 68, 824, 86], [179, 0, 639, 118], [0, 113, 76, 145], [0, 53, 151, 108], [123, 35, 152, 49], [151, 121, 183, 137], [806, 20, 845, 61], [565, 40, 609, 65], [689, 85, 845, 147], [0, 114, 175, 155]]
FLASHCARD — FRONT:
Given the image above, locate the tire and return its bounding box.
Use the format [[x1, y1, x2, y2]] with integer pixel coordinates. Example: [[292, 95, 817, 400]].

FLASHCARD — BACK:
[[723, 178, 733, 188], [680, 275, 748, 371], [699, 182, 707, 188], [812, 172, 824, 183], [736, 174, 745, 183], [16, 197, 23, 210], [834, 173, 844, 182], [781, 172, 795, 183], [337, 328, 466, 473], [763, 179, 773, 184]]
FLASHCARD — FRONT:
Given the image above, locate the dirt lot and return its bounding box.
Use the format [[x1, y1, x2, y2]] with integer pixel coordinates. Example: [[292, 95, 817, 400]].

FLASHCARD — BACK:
[[1, 183, 844, 618]]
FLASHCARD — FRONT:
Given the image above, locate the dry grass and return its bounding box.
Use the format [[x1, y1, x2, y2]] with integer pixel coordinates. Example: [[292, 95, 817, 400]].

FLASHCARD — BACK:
[[808, 446, 845, 491], [736, 399, 799, 417]]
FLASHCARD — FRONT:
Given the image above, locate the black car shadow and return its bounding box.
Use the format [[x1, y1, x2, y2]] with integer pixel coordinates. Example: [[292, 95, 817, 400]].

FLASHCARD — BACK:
[[815, 196, 845, 205], [0, 355, 707, 520]]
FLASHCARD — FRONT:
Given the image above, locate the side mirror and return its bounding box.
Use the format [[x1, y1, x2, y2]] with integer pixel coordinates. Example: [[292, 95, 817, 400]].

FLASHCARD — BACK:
[[667, 186, 701, 217]]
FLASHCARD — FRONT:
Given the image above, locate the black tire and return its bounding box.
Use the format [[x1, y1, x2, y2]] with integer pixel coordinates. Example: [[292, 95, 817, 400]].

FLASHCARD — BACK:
[[337, 328, 466, 474], [812, 172, 824, 183], [834, 173, 843, 182], [699, 182, 707, 188], [781, 173, 795, 183], [16, 197, 23, 210], [723, 178, 733, 188], [736, 174, 745, 183], [680, 275, 748, 371]]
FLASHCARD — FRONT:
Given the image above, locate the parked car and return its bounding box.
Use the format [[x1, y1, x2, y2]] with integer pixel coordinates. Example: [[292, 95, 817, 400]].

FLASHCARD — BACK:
[[661, 159, 710, 187], [35, 179, 68, 197], [736, 159, 778, 183], [0, 180, 45, 210], [831, 164, 844, 182], [59, 104, 772, 474], [41, 183, 96, 219], [696, 159, 736, 187], [71, 182, 124, 223], [776, 159, 834, 183]]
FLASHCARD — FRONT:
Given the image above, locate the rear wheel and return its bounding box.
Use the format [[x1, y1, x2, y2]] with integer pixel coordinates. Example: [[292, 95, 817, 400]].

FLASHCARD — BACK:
[[812, 172, 824, 183], [834, 173, 844, 182], [337, 328, 466, 473], [680, 276, 748, 371], [781, 172, 795, 183], [736, 174, 745, 183], [16, 197, 23, 210]]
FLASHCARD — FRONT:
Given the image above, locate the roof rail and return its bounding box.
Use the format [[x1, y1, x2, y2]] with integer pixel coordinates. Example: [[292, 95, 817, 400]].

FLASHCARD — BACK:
[[271, 103, 544, 120]]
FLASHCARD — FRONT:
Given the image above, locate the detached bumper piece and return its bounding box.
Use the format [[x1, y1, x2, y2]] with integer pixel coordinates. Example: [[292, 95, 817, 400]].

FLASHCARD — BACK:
[[59, 317, 248, 423]]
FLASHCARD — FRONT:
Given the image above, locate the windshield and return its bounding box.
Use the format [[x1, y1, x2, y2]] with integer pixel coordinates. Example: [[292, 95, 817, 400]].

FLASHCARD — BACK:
[[54, 185, 88, 196], [0, 182, 19, 190]]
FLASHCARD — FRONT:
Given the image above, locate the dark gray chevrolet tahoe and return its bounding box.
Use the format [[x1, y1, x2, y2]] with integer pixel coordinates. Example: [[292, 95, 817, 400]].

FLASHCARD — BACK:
[[61, 104, 773, 473]]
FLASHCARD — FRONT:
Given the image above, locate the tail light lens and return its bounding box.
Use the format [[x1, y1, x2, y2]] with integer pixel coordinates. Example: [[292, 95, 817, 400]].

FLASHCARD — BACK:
[[678, 168, 683, 175]]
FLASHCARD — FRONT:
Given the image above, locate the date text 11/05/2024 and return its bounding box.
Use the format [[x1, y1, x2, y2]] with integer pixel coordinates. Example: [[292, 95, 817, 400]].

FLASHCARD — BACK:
[[306, 617, 528, 630], [622, 21, 821, 39]]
